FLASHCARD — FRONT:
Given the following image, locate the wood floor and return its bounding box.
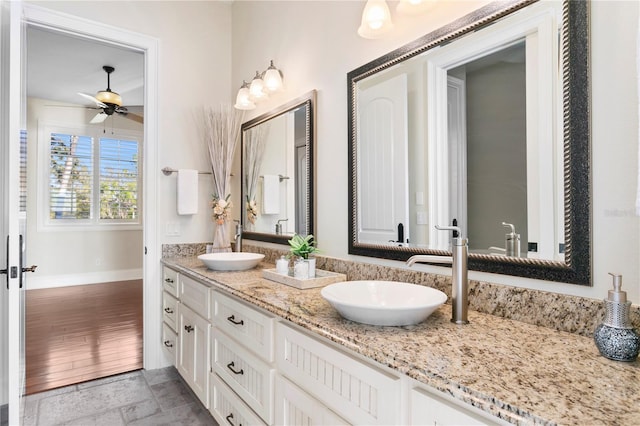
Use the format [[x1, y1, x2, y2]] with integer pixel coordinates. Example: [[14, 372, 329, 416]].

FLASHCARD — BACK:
[[25, 280, 143, 395]]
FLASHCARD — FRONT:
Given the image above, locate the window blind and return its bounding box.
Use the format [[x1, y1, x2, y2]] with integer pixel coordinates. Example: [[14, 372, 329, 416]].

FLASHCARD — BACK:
[[99, 138, 139, 220], [49, 133, 93, 220]]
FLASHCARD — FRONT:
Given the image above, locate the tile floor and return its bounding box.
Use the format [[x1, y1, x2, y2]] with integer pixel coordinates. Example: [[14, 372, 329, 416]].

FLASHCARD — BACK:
[[23, 367, 217, 426]]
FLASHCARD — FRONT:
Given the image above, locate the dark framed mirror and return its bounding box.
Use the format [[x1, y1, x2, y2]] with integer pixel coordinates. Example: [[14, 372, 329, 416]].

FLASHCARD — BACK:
[[241, 90, 316, 244], [348, 0, 590, 284]]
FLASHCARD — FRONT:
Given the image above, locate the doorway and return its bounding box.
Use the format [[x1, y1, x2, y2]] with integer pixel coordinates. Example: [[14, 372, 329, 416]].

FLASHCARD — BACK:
[[24, 19, 144, 394]]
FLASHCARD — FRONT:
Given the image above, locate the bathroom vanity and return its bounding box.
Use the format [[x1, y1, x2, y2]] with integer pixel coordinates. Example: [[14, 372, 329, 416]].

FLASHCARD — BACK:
[[160, 255, 640, 425]]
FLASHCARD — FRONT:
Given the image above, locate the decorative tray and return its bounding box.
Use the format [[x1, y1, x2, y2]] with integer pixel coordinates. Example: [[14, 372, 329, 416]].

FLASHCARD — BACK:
[[262, 268, 347, 290]]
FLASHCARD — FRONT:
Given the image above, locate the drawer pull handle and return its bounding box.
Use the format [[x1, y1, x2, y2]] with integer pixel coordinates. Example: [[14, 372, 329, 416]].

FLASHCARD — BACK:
[[164, 307, 174, 314], [227, 315, 244, 326], [226, 413, 241, 426], [163, 340, 173, 348], [226, 361, 244, 375], [184, 325, 194, 333], [164, 277, 174, 283]]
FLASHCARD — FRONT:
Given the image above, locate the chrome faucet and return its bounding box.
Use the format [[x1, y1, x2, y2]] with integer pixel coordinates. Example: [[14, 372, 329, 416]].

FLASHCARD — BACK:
[[406, 225, 469, 324], [233, 220, 242, 252]]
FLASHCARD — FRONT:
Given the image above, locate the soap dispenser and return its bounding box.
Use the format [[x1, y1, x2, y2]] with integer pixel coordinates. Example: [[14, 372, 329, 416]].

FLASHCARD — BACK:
[[593, 273, 640, 362]]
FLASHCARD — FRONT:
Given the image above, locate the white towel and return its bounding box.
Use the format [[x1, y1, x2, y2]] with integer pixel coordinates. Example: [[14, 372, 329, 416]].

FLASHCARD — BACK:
[[177, 169, 198, 215], [262, 174, 280, 214]]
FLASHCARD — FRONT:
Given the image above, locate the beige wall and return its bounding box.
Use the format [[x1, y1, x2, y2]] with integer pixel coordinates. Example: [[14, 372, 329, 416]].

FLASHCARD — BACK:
[[232, 0, 640, 303]]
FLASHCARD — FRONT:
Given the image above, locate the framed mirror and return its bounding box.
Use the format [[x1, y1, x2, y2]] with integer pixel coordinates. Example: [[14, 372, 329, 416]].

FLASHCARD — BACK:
[[241, 90, 316, 244], [348, 0, 590, 284]]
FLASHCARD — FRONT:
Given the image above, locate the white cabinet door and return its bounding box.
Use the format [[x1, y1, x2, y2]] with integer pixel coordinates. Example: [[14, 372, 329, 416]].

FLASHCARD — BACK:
[[177, 303, 210, 407], [275, 374, 349, 426]]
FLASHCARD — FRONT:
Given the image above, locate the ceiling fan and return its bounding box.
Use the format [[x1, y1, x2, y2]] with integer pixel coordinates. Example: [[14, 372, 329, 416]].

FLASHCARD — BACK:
[[78, 65, 143, 124]]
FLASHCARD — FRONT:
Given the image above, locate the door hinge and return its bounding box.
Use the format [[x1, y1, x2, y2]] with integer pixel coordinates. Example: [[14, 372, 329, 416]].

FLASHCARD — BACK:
[[10, 266, 17, 279]]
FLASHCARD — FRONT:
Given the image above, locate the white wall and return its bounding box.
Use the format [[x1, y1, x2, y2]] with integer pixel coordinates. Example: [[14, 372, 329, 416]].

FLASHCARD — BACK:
[[27, 1, 640, 303], [232, 0, 640, 303]]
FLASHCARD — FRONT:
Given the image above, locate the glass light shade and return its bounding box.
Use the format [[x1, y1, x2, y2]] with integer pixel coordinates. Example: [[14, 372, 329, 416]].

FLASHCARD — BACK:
[[95, 90, 122, 106], [263, 61, 283, 93], [234, 83, 255, 110], [357, 0, 394, 39], [396, 0, 437, 15], [249, 71, 268, 101]]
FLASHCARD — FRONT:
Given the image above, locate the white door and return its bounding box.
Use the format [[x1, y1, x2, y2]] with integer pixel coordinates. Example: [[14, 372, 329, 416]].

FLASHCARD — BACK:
[[357, 73, 409, 244], [1, 1, 27, 424]]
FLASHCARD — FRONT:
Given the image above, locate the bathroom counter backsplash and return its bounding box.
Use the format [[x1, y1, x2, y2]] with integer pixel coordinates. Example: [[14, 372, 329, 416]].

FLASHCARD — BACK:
[[161, 253, 640, 426], [162, 243, 639, 336]]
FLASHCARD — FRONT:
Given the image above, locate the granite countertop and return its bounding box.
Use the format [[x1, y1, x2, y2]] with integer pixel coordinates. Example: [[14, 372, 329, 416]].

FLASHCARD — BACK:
[[161, 256, 640, 425]]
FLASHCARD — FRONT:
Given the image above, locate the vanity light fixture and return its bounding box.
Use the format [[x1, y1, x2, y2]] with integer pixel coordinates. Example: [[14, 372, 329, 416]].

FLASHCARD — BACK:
[[249, 70, 268, 101], [263, 60, 284, 93], [234, 80, 256, 110], [357, 0, 394, 39], [234, 60, 284, 110], [396, 0, 437, 15]]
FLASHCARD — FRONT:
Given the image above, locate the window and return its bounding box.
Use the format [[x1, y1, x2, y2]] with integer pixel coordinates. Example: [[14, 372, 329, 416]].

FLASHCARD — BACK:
[[42, 125, 142, 229]]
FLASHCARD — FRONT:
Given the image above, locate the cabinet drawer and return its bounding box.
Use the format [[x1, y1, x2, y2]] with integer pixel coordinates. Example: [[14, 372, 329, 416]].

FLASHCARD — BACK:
[[275, 374, 349, 426], [212, 290, 275, 362], [411, 386, 502, 426], [162, 267, 178, 297], [213, 330, 274, 424], [179, 274, 210, 319], [162, 322, 177, 365], [209, 372, 266, 426], [162, 292, 178, 332], [276, 322, 400, 425]]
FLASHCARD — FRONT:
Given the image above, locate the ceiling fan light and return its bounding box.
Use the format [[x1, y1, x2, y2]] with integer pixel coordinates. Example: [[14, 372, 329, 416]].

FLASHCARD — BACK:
[[95, 90, 122, 106], [234, 82, 256, 110], [396, 0, 437, 15], [263, 60, 283, 93], [249, 71, 268, 101], [358, 0, 394, 39]]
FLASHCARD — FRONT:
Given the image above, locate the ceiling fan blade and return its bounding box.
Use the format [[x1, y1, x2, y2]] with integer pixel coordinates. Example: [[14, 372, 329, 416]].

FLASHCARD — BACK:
[[123, 112, 144, 124], [115, 107, 144, 124], [78, 92, 107, 108], [90, 112, 108, 124]]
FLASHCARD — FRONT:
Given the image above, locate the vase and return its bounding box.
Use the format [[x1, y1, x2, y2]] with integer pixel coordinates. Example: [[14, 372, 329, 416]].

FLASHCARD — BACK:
[[211, 221, 231, 253], [293, 257, 309, 279], [306, 256, 316, 278]]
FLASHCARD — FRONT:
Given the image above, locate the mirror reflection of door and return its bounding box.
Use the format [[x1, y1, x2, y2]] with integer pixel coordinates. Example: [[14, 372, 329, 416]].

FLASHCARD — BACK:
[[357, 73, 410, 245]]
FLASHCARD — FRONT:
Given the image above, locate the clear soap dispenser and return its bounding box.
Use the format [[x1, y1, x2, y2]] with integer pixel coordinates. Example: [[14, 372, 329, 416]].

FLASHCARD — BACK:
[[593, 273, 639, 362]]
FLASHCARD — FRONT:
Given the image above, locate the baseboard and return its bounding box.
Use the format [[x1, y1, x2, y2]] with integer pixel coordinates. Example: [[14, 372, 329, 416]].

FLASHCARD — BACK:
[[26, 268, 143, 290]]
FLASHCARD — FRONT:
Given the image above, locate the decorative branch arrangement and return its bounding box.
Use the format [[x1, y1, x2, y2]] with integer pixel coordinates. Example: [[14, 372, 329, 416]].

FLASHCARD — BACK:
[[202, 104, 244, 249], [243, 123, 269, 225]]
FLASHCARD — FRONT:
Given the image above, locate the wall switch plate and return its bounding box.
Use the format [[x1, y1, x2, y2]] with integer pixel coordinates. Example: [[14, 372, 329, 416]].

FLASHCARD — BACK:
[[416, 211, 428, 225], [415, 191, 424, 206], [166, 222, 180, 236]]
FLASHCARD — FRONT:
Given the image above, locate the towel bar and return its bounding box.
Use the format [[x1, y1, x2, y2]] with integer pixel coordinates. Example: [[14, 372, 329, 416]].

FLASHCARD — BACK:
[[259, 174, 289, 182], [162, 167, 211, 176]]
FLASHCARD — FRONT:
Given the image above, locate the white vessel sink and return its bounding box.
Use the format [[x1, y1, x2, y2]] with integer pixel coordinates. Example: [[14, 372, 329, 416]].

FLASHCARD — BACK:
[[321, 280, 447, 326], [198, 252, 265, 271]]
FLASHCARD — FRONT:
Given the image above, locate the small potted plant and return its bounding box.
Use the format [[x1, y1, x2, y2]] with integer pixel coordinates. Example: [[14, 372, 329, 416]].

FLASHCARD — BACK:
[[287, 234, 318, 278]]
